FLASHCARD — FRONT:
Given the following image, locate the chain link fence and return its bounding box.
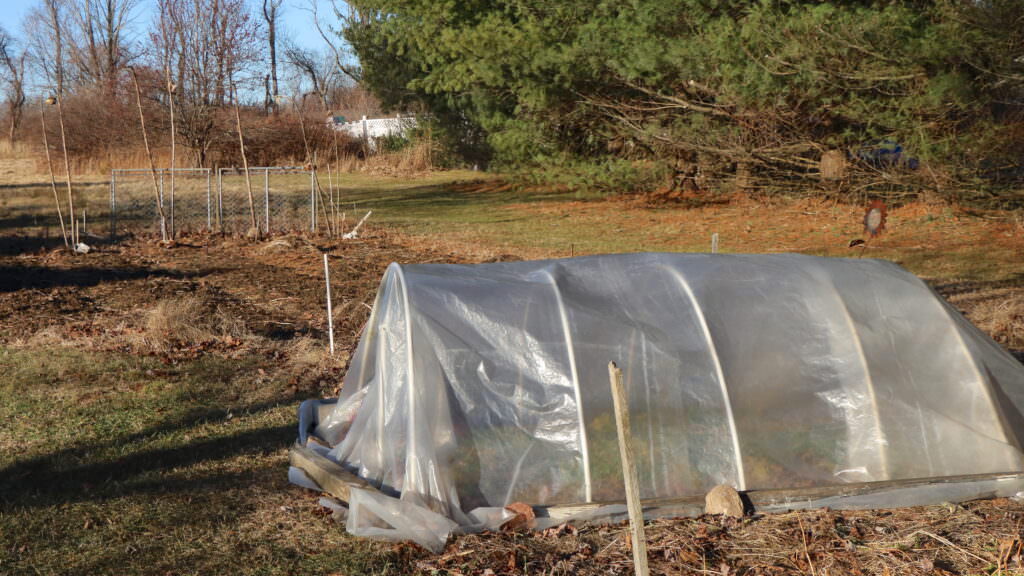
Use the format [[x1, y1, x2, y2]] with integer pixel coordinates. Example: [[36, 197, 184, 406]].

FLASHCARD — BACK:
[[216, 167, 315, 235], [110, 168, 212, 237], [110, 167, 316, 237]]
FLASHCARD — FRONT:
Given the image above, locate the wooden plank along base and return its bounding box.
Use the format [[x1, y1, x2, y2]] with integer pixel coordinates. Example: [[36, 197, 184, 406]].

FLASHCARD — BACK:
[[291, 437, 1024, 522], [536, 471, 1024, 523], [290, 402, 1024, 527], [289, 442, 380, 502]]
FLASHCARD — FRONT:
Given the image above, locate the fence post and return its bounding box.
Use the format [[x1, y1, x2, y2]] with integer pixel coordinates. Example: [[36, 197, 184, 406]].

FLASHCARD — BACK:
[[170, 170, 175, 239], [109, 170, 116, 240], [217, 168, 224, 233], [206, 168, 212, 231], [264, 168, 270, 233], [158, 171, 165, 238], [310, 170, 316, 233]]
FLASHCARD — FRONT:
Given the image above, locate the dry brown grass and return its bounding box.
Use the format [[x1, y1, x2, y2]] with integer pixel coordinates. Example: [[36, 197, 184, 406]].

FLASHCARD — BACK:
[[138, 295, 253, 350], [284, 336, 339, 375], [964, 290, 1024, 351], [0, 140, 182, 180], [333, 139, 434, 176]]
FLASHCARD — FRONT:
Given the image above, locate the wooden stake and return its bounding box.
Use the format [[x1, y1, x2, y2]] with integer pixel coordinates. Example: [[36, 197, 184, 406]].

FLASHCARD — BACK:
[[39, 100, 68, 247], [324, 253, 335, 355], [167, 71, 177, 239], [326, 160, 335, 231], [128, 67, 169, 242], [608, 361, 650, 576], [233, 94, 258, 238], [54, 94, 76, 245]]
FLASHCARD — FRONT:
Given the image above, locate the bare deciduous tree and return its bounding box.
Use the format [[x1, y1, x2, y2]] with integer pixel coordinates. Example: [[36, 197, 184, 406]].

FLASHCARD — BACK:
[[284, 43, 342, 110], [0, 27, 27, 142], [24, 0, 137, 94], [153, 0, 262, 165], [22, 0, 68, 98], [262, 0, 283, 113], [65, 0, 138, 92], [304, 0, 360, 84]]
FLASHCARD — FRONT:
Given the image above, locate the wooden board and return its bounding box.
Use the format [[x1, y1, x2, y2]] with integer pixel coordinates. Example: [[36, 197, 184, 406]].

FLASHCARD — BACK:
[[289, 442, 379, 502]]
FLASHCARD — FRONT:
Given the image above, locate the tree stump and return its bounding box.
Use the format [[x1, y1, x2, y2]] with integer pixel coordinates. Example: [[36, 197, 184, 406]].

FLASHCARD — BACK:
[[820, 149, 846, 181]]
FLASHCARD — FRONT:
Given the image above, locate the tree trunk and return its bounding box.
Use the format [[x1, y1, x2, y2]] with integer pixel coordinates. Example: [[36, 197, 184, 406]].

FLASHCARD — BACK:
[[263, 0, 280, 112], [268, 19, 278, 101]]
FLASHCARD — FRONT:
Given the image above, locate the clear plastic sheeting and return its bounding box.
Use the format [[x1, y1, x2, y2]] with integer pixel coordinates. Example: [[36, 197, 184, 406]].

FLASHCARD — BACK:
[[313, 253, 1024, 538], [347, 487, 459, 553]]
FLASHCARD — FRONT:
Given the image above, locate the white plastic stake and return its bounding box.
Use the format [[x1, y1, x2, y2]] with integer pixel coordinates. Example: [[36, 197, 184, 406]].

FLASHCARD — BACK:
[[342, 210, 372, 240], [711, 233, 719, 254], [324, 253, 335, 355]]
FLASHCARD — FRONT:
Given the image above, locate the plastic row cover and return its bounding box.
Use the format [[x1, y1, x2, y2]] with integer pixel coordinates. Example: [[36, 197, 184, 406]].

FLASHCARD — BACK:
[[314, 253, 1024, 536]]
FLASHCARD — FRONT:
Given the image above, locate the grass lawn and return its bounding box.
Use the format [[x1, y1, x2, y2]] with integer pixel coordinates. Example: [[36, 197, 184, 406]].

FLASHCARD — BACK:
[[1, 169, 1023, 575]]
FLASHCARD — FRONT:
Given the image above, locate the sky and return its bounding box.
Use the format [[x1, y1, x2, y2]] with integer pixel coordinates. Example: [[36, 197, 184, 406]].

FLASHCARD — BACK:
[[0, 0, 332, 53]]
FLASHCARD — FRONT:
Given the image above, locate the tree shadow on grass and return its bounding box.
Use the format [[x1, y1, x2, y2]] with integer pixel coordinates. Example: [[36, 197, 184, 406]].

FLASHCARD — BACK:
[[929, 272, 1024, 300], [0, 399, 299, 510]]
